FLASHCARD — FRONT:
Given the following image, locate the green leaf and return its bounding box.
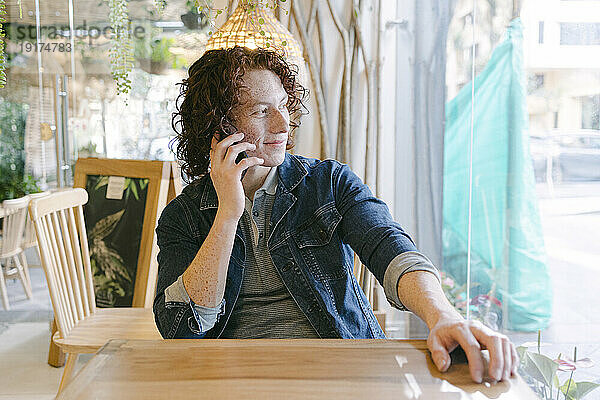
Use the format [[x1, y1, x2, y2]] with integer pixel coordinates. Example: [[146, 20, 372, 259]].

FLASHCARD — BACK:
[[94, 176, 109, 190], [89, 209, 125, 241], [575, 382, 600, 399], [521, 351, 558, 387], [129, 179, 139, 200], [560, 379, 577, 400]]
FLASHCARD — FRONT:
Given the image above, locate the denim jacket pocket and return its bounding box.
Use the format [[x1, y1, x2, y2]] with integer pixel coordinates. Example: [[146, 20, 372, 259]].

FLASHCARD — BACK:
[[293, 202, 341, 248], [291, 203, 346, 281]]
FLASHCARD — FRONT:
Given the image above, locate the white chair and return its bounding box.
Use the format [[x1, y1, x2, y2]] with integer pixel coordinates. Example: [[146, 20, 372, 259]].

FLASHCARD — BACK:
[[0, 196, 33, 310], [23, 192, 51, 249], [20, 191, 51, 270], [29, 188, 161, 394]]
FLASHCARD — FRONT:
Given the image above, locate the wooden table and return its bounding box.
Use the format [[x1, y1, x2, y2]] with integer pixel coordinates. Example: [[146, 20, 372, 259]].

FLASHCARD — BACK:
[[58, 339, 536, 399]]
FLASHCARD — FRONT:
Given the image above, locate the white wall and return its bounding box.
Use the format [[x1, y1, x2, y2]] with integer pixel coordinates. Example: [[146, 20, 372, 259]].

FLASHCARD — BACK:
[[522, 0, 600, 70]]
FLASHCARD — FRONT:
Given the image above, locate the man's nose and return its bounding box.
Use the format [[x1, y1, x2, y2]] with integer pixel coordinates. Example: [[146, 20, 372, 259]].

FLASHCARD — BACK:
[[270, 108, 289, 133]]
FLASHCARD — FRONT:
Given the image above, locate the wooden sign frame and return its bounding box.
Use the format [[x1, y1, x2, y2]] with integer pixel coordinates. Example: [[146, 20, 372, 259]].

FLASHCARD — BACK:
[[73, 158, 180, 308]]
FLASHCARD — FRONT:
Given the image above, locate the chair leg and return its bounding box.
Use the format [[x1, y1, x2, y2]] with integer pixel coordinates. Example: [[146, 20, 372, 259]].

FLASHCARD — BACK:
[[20, 252, 32, 291], [13, 255, 33, 299], [0, 262, 9, 310], [48, 319, 66, 367], [57, 353, 79, 394]]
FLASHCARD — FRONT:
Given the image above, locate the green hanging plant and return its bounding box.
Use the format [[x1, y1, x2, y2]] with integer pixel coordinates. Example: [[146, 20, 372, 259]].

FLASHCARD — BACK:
[[0, 0, 7, 88], [154, 0, 166, 17], [108, 0, 134, 101]]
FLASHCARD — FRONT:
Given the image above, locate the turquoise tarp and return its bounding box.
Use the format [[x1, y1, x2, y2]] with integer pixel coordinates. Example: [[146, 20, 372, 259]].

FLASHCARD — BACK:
[[443, 18, 552, 331]]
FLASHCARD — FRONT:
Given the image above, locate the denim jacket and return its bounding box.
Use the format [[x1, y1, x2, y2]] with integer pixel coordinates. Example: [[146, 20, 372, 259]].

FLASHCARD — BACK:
[[153, 153, 421, 339]]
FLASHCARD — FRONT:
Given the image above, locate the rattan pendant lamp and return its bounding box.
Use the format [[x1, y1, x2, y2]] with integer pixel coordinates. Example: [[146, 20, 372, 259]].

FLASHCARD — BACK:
[[204, 0, 304, 75]]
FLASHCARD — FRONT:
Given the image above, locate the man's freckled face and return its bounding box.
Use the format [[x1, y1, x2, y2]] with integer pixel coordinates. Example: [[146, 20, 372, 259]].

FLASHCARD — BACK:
[[230, 69, 290, 167]]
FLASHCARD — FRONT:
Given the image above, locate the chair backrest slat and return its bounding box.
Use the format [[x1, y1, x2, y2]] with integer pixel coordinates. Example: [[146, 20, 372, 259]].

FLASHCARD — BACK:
[[76, 204, 96, 313], [29, 189, 93, 340], [58, 209, 85, 321], [35, 213, 69, 336], [353, 253, 374, 308], [51, 211, 79, 325], [67, 207, 91, 317], [46, 212, 76, 332], [41, 213, 74, 333]]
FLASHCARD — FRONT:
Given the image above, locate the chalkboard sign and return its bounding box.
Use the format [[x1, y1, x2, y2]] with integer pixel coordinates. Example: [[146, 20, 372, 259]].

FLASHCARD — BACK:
[[73, 158, 181, 308], [83, 175, 150, 307]]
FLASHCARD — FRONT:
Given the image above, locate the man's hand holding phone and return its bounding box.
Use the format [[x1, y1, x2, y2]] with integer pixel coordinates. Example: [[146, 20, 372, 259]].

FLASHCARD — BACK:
[[210, 132, 264, 222]]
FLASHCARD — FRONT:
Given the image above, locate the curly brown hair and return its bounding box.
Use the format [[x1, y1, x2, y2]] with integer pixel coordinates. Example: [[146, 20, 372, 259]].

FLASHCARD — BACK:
[[170, 46, 309, 182]]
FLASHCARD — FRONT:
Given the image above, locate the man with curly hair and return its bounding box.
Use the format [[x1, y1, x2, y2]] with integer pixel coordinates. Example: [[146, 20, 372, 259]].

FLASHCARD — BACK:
[[154, 46, 518, 384]]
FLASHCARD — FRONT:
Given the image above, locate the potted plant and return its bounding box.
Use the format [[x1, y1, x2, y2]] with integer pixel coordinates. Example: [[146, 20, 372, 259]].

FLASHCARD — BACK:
[[181, 0, 209, 30], [518, 332, 600, 400], [134, 37, 187, 74], [0, 99, 40, 202]]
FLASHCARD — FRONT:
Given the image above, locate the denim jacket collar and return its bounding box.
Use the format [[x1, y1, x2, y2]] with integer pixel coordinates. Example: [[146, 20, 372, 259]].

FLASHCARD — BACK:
[[197, 153, 307, 211], [276, 152, 308, 193], [199, 178, 218, 210]]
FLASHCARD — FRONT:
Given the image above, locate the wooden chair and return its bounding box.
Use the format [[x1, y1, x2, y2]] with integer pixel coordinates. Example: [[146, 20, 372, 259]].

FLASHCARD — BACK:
[[0, 195, 33, 310], [353, 254, 376, 307], [21, 191, 51, 267], [29, 188, 161, 394]]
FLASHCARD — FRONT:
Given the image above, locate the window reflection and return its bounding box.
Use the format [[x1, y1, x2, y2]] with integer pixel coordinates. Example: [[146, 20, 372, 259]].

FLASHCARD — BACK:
[[1, 0, 208, 188], [444, 0, 600, 350]]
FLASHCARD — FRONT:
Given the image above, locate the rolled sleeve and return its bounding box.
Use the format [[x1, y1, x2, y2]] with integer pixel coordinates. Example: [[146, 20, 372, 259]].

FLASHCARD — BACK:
[[334, 163, 418, 284], [383, 251, 441, 311], [164, 275, 225, 334]]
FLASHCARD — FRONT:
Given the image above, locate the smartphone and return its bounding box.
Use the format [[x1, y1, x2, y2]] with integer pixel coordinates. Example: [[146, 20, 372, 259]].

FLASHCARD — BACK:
[[219, 123, 248, 179], [220, 123, 247, 165]]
